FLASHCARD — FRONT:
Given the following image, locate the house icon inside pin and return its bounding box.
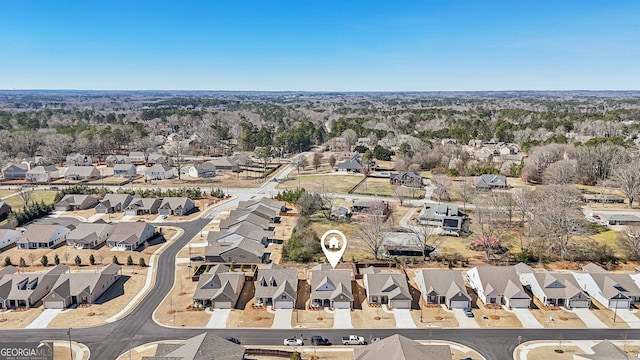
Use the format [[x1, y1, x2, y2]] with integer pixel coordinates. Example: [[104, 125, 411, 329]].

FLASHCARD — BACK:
[[328, 236, 341, 250]]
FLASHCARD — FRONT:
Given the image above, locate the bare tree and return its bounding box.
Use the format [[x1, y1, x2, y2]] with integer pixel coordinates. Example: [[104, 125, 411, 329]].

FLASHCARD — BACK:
[[312, 152, 322, 171], [320, 193, 337, 220], [356, 214, 391, 260], [291, 154, 308, 173], [512, 188, 534, 228], [63, 252, 70, 265], [473, 195, 502, 261], [170, 141, 189, 180], [28, 253, 35, 266], [430, 175, 451, 203], [618, 226, 640, 261], [341, 129, 357, 151], [457, 180, 475, 211], [328, 154, 336, 169], [410, 223, 441, 260], [393, 185, 408, 206], [543, 159, 578, 184], [575, 144, 629, 186], [609, 161, 640, 207], [18, 189, 32, 207], [522, 144, 567, 184]]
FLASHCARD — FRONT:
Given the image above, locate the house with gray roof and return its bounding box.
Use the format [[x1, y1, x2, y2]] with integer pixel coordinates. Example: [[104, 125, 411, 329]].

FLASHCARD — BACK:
[[187, 162, 216, 178], [205, 238, 268, 264], [106, 222, 156, 251], [574, 340, 632, 360], [574, 264, 640, 309], [362, 267, 412, 309], [0, 265, 69, 309], [192, 264, 245, 309], [66, 153, 92, 166], [0, 229, 21, 251], [466, 266, 531, 308], [66, 222, 114, 249], [237, 197, 287, 214], [310, 264, 354, 309], [475, 174, 508, 191], [17, 224, 71, 249], [417, 204, 466, 236], [414, 269, 471, 309], [54, 194, 99, 211], [219, 212, 272, 231], [141, 333, 245, 360], [516, 264, 590, 309], [1, 163, 28, 180], [390, 171, 423, 188], [254, 263, 298, 309], [42, 263, 121, 309], [95, 194, 134, 214], [124, 197, 161, 215], [64, 166, 100, 181], [145, 163, 174, 180], [229, 205, 281, 223], [105, 155, 131, 166], [209, 156, 239, 172], [146, 152, 167, 166], [113, 164, 137, 178], [158, 197, 195, 216], [354, 334, 451, 360], [26, 165, 59, 183], [129, 151, 146, 164], [337, 155, 362, 173]]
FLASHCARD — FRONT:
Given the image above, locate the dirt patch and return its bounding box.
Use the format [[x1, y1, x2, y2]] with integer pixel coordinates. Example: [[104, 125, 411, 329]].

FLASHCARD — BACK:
[[0, 307, 43, 329], [154, 263, 209, 328]]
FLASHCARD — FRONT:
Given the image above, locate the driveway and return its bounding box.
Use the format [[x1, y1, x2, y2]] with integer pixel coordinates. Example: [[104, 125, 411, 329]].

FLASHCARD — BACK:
[[512, 309, 543, 328], [333, 309, 353, 329], [26, 309, 63, 329], [205, 308, 231, 328], [572, 309, 608, 328], [614, 309, 640, 328], [452, 309, 479, 328], [393, 309, 417, 328], [272, 309, 292, 329]]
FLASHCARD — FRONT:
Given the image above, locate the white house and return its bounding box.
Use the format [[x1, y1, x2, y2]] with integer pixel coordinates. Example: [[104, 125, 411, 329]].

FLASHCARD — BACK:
[[466, 266, 531, 308], [573, 264, 640, 309], [25, 165, 59, 183], [16, 225, 71, 249], [113, 164, 137, 178], [516, 264, 590, 309], [187, 162, 216, 178], [0, 229, 22, 251], [145, 164, 174, 180]]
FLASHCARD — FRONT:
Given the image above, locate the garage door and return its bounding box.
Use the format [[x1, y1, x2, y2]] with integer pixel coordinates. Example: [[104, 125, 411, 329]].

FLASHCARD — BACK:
[[274, 300, 293, 309], [45, 301, 65, 309], [450, 300, 470, 309], [610, 299, 630, 309], [214, 301, 232, 309], [509, 298, 531, 309], [390, 300, 411, 309], [569, 300, 590, 309], [333, 301, 351, 309]]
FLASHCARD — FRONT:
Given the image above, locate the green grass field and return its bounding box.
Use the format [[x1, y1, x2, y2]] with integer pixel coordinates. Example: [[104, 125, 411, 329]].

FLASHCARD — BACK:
[[276, 174, 364, 194], [3, 190, 58, 213]]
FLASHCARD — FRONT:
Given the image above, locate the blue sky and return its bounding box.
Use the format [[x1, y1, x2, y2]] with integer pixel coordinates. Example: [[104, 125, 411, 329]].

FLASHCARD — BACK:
[[0, 1, 638, 91]]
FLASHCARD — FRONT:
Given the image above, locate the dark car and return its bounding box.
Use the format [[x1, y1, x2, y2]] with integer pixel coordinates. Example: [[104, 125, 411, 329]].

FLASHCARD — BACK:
[[310, 336, 331, 346], [190, 256, 205, 262], [225, 337, 241, 344], [463, 308, 474, 317]]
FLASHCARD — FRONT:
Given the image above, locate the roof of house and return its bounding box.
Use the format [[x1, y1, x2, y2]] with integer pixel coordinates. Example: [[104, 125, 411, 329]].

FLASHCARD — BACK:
[[254, 263, 298, 300], [159, 197, 194, 211], [354, 334, 451, 360], [17, 224, 70, 244], [532, 272, 586, 301], [65, 166, 99, 177], [56, 194, 99, 208], [67, 222, 114, 245], [2, 163, 29, 172], [364, 268, 411, 301], [0, 265, 69, 300], [471, 266, 530, 300], [220, 212, 270, 230], [192, 264, 244, 302], [113, 163, 136, 171], [194, 162, 217, 171], [419, 204, 464, 219], [26, 165, 58, 174], [390, 171, 422, 181], [337, 158, 362, 170], [143, 333, 245, 360], [576, 340, 632, 360], [209, 157, 238, 168], [205, 238, 265, 259], [589, 273, 640, 299], [582, 263, 609, 273], [108, 222, 154, 245], [126, 197, 161, 211], [415, 269, 470, 300], [146, 163, 172, 172], [98, 194, 133, 208], [44, 263, 120, 300], [310, 264, 353, 301], [475, 174, 508, 187]]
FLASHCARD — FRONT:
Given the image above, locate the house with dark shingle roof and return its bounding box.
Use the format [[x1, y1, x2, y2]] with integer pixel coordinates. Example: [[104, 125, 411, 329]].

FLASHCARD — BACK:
[[0, 265, 69, 309], [42, 263, 121, 309], [254, 263, 298, 309], [417, 204, 466, 236], [158, 197, 195, 216], [415, 269, 471, 309], [205, 238, 268, 264], [95, 194, 134, 214], [362, 266, 412, 309], [354, 334, 452, 360], [1, 163, 28, 180], [390, 171, 423, 188], [124, 197, 161, 216], [141, 333, 245, 360], [66, 222, 114, 249], [310, 264, 353, 309], [192, 264, 245, 309], [106, 222, 156, 251], [54, 194, 99, 211], [475, 174, 508, 191], [17, 224, 71, 249]]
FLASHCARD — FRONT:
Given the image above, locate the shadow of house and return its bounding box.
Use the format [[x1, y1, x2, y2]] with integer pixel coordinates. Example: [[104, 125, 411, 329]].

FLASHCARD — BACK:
[[93, 275, 130, 305]]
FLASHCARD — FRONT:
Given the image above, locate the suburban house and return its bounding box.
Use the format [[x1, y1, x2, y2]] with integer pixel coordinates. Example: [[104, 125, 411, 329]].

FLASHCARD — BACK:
[[574, 340, 633, 360], [129, 151, 146, 164], [145, 164, 174, 180], [337, 155, 362, 173], [25, 165, 59, 183], [105, 155, 131, 166], [142, 333, 245, 360], [55, 194, 99, 211], [228, 205, 282, 224], [310, 264, 354, 309], [362, 266, 412, 309], [0, 201, 11, 219], [380, 231, 434, 257], [95, 194, 134, 214], [354, 334, 452, 360], [64, 166, 100, 181], [574, 264, 640, 309], [237, 197, 288, 215], [219, 212, 272, 232], [187, 162, 216, 178], [254, 263, 298, 309], [146, 152, 167, 166], [417, 204, 466, 236], [389, 171, 424, 188], [210, 156, 239, 172], [475, 174, 508, 191], [42, 263, 121, 309], [66, 222, 114, 249], [0, 229, 22, 251], [21, 156, 48, 169], [124, 197, 161, 216], [205, 238, 268, 264], [158, 197, 195, 216], [66, 153, 92, 166], [16, 224, 71, 249], [516, 264, 590, 309], [414, 269, 472, 309], [113, 164, 137, 178], [466, 266, 531, 308], [1, 163, 28, 180], [106, 222, 156, 251], [0, 265, 69, 309], [330, 206, 351, 221], [192, 264, 245, 309], [603, 214, 640, 226]]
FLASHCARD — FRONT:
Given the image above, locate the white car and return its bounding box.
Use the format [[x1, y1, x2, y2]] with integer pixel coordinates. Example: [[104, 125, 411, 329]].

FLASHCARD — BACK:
[[284, 338, 303, 346]]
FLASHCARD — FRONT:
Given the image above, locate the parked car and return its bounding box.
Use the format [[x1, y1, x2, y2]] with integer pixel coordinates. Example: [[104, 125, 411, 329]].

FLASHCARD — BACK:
[[463, 308, 474, 317], [310, 336, 331, 346], [225, 337, 241, 344], [370, 337, 382, 343], [284, 338, 303, 346], [342, 335, 366, 345], [190, 256, 205, 262]]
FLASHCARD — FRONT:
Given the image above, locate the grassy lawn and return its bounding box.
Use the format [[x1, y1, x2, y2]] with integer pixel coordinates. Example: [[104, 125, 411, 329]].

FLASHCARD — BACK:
[[3, 190, 58, 213], [352, 178, 424, 199], [0, 190, 18, 199], [592, 230, 619, 246], [276, 174, 364, 194]]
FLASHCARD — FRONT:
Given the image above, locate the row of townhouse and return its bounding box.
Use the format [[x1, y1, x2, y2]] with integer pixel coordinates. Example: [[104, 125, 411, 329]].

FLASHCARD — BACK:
[[203, 197, 286, 265], [54, 194, 195, 217], [0, 263, 121, 310]]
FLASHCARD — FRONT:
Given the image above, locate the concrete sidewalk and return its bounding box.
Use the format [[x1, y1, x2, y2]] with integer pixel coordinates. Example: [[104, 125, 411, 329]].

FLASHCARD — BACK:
[[571, 309, 608, 328], [26, 309, 63, 329], [511, 308, 543, 328]]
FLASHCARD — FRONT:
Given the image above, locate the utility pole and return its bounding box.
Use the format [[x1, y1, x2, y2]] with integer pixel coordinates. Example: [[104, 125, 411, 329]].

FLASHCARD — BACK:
[[67, 328, 72, 360]]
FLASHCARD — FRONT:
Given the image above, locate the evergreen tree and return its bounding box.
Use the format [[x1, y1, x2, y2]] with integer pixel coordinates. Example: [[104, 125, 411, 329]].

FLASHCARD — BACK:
[[89, 254, 95, 266], [54, 254, 60, 265], [139, 258, 146, 267], [126, 255, 134, 266], [112, 255, 120, 265], [74, 255, 82, 267], [40, 255, 48, 267], [19, 257, 26, 267], [3, 257, 11, 266]]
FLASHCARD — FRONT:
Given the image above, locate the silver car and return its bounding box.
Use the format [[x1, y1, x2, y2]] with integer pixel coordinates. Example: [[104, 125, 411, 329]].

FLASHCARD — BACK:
[[283, 338, 303, 346]]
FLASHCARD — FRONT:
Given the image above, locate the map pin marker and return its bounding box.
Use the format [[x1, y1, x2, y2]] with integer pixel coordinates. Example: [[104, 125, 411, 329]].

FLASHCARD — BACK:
[[321, 230, 347, 269]]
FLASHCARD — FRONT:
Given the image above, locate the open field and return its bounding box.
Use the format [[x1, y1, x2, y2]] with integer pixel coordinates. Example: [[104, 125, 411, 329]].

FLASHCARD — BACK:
[[276, 174, 364, 194], [2, 190, 57, 213], [352, 177, 424, 199]]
